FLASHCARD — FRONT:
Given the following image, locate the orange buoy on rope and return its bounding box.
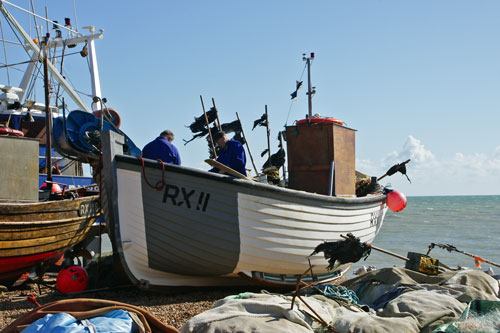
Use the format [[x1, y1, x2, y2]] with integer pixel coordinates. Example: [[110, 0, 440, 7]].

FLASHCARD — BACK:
[[387, 190, 407, 212], [296, 117, 344, 126]]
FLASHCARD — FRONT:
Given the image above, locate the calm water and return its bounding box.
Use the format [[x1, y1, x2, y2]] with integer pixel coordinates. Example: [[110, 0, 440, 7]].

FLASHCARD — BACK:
[[353, 195, 500, 274]]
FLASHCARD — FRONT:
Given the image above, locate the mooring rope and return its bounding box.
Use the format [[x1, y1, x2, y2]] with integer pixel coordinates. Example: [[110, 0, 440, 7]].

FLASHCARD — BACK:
[[137, 155, 166, 191]]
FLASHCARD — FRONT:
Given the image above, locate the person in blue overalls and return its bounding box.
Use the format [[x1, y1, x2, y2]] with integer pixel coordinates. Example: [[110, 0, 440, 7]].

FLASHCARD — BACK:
[[209, 131, 246, 176], [142, 130, 181, 165]]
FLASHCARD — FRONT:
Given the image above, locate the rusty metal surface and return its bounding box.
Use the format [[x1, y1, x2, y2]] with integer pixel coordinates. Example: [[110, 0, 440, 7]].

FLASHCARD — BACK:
[[0, 136, 38, 201]]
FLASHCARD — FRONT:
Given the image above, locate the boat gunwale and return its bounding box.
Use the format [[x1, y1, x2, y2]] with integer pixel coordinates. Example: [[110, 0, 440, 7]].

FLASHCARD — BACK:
[[114, 154, 386, 206], [0, 195, 100, 207]]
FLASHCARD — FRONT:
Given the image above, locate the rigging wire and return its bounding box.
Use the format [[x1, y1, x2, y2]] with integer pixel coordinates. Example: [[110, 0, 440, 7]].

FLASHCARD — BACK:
[[284, 61, 307, 126], [1, 3, 93, 113], [55, 42, 67, 108], [29, 0, 41, 42], [0, 50, 82, 69], [72, 0, 79, 33], [0, 19, 11, 84]]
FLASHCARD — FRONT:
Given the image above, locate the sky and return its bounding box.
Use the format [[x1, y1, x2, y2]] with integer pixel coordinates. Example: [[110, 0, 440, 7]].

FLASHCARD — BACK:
[[2, 0, 500, 196]]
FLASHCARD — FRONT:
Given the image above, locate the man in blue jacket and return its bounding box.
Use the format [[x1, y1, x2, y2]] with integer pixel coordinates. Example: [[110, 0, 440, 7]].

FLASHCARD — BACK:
[[210, 131, 247, 176], [142, 130, 181, 165]]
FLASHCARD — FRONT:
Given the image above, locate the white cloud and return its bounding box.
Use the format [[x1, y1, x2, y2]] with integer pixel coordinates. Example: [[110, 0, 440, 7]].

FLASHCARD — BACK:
[[450, 148, 500, 177], [384, 135, 436, 167], [358, 137, 500, 195]]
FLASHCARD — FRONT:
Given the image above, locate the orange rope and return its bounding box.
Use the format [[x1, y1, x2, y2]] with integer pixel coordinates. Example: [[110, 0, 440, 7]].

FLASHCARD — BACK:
[[137, 155, 166, 191], [27, 294, 41, 308]]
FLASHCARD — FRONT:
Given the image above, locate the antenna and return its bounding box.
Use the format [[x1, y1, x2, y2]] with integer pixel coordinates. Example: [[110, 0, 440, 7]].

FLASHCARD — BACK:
[[303, 52, 315, 122]]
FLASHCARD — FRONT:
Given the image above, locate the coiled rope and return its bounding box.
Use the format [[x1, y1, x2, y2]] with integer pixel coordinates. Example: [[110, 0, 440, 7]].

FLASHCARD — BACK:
[[315, 284, 360, 306]]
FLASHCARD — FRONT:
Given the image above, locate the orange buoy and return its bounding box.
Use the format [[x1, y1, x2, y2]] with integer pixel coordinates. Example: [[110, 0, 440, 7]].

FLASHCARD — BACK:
[[56, 266, 88, 293], [93, 108, 122, 128], [387, 190, 407, 212], [0, 127, 24, 136], [296, 117, 344, 126], [40, 182, 62, 194]]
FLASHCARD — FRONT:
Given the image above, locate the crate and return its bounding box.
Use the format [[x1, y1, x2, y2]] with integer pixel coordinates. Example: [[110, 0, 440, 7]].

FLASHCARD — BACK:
[[285, 123, 356, 196], [405, 252, 439, 275]]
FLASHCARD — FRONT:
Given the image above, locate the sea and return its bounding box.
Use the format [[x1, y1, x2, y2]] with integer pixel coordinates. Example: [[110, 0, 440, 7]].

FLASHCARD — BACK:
[[351, 195, 500, 275]]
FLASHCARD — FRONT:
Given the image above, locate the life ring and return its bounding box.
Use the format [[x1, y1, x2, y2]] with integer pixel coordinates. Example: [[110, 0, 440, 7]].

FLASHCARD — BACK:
[[296, 117, 344, 126], [92, 108, 122, 128], [0, 127, 24, 137]]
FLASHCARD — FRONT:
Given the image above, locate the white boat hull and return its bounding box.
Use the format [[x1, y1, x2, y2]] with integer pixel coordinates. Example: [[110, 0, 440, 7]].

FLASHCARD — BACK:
[[102, 131, 387, 287]]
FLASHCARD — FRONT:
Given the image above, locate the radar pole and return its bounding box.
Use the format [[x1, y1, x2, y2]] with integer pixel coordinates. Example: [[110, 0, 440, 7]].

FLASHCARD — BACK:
[[303, 52, 315, 123]]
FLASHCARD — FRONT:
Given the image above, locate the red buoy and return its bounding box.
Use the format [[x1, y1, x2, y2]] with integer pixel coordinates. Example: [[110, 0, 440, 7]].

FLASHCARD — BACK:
[[56, 266, 88, 293], [40, 182, 62, 194], [387, 190, 407, 212], [93, 108, 122, 128]]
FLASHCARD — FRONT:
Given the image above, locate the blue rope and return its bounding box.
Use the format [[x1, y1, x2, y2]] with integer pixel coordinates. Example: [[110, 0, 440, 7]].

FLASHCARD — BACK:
[[316, 284, 360, 306]]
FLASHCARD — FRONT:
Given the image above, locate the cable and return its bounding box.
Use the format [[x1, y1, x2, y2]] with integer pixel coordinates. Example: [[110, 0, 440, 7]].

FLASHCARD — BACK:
[[284, 62, 307, 126]]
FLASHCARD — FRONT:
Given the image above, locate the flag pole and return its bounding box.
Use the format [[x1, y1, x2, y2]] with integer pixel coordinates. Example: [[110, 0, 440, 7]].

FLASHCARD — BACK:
[[200, 95, 217, 158], [265, 105, 272, 166], [278, 131, 287, 183], [236, 112, 259, 177], [211, 98, 222, 131]]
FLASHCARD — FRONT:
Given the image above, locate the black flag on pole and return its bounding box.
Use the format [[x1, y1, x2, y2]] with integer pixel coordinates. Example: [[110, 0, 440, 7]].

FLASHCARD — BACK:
[[290, 80, 303, 100], [184, 107, 218, 145], [252, 113, 267, 130]]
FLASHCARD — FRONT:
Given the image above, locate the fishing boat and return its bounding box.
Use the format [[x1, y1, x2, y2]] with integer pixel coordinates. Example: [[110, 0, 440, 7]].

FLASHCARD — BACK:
[[95, 53, 404, 288], [0, 0, 105, 189], [0, 1, 111, 284], [0, 191, 100, 283]]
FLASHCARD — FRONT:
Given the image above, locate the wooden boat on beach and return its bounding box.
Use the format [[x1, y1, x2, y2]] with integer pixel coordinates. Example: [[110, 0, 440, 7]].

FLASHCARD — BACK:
[[0, 194, 100, 283], [0, 2, 110, 284]]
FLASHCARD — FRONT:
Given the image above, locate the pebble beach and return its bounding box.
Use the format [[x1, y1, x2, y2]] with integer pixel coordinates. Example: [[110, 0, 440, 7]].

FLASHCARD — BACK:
[[0, 277, 267, 331]]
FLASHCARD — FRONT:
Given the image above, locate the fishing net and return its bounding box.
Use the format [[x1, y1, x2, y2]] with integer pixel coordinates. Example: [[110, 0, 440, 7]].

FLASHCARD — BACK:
[[355, 173, 383, 197], [433, 300, 500, 333], [311, 233, 371, 270]]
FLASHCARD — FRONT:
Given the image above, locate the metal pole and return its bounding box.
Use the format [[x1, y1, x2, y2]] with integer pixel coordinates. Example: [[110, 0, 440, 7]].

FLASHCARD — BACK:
[[328, 161, 334, 196], [307, 57, 312, 121], [340, 235, 409, 262], [278, 131, 287, 183], [200, 95, 217, 158], [42, 38, 52, 183], [236, 112, 258, 177], [211, 97, 222, 131], [265, 105, 271, 166]]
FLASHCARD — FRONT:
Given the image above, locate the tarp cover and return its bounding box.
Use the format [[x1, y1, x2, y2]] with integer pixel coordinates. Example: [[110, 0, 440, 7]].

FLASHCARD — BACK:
[[23, 309, 133, 332], [3, 298, 179, 333], [180, 267, 500, 333]]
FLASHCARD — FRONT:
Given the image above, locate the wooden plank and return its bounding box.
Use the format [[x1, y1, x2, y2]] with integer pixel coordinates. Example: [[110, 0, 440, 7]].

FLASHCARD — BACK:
[[204, 159, 252, 181]]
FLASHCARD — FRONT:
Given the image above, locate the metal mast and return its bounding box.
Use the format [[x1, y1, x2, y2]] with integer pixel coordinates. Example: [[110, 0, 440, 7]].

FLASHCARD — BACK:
[[303, 52, 315, 121]]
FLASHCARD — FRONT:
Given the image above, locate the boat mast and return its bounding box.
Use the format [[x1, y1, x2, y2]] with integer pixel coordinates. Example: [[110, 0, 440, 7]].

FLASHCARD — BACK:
[[83, 26, 102, 104], [42, 38, 52, 182], [0, 1, 104, 113], [303, 52, 315, 121]]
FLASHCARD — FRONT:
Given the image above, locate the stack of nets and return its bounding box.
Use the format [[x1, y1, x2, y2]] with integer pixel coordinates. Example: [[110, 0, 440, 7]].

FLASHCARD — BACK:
[[355, 171, 383, 197]]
